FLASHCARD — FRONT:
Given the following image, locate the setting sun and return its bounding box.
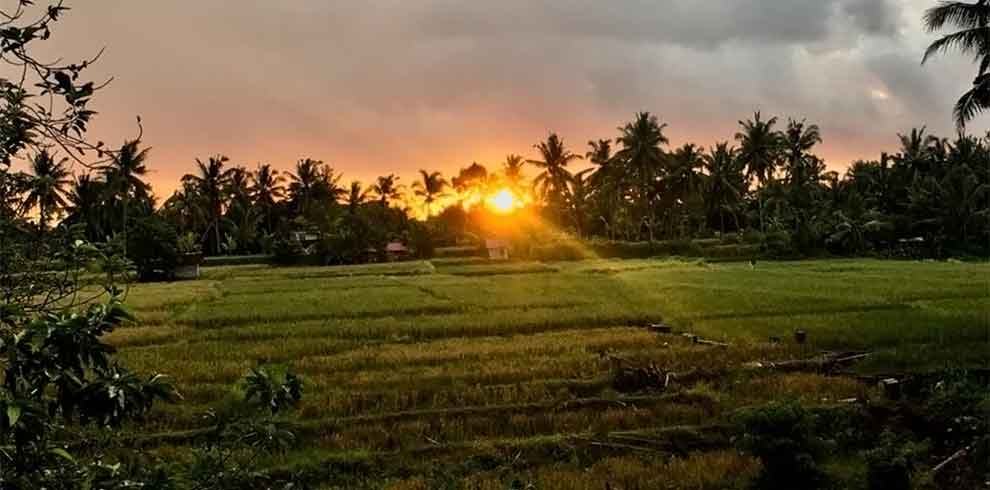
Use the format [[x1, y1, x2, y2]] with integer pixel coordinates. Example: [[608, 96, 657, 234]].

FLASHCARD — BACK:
[[488, 189, 518, 213]]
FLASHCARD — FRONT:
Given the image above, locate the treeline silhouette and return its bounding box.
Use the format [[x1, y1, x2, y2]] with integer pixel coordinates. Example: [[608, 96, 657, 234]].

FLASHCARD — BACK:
[[3, 111, 987, 269]]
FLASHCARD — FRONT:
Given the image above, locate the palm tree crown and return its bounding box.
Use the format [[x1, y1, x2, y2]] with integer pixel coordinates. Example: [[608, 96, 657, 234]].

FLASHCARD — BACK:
[[528, 133, 581, 208], [183, 155, 233, 254], [23, 149, 71, 231], [412, 170, 447, 217], [923, 0, 990, 128], [735, 111, 781, 185], [371, 174, 402, 207]]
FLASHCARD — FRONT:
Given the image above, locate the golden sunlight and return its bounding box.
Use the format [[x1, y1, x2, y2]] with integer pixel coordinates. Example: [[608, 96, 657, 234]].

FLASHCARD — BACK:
[[487, 188, 518, 213]]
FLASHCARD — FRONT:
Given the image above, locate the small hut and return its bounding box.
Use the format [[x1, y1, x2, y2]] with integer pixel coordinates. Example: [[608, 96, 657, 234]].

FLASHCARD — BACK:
[[385, 241, 410, 261], [485, 239, 510, 260]]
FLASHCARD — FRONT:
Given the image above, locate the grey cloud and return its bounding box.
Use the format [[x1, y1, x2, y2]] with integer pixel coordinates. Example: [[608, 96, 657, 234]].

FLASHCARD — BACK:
[[842, 0, 900, 36], [35, 0, 989, 196]]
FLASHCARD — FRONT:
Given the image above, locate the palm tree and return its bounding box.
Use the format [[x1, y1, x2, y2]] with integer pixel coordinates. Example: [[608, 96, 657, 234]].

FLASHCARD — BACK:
[[371, 174, 402, 207], [100, 139, 150, 236], [528, 133, 581, 222], [923, 0, 990, 128], [66, 173, 108, 241], [345, 180, 369, 214], [288, 158, 324, 218], [182, 155, 233, 255], [22, 149, 70, 233], [569, 168, 595, 237], [781, 119, 824, 188], [735, 112, 781, 232], [412, 170, 447, 217], [615, 113, 668, 241], [703, 142, 745, 234], [250, 164, 285, 233], [501, 154, 527, 196], [896, 127, 939, 175]]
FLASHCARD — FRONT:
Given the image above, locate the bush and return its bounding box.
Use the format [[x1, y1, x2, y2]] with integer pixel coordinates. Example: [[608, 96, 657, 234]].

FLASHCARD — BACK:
[[528, 240, 594, 261], [761, 230, 798, 258], [741, 230, 766, 244], [865, 431, 927, 490], [272, 237, 307, 266], [126, 215, 179, 282], [735, 401, 826, 489]]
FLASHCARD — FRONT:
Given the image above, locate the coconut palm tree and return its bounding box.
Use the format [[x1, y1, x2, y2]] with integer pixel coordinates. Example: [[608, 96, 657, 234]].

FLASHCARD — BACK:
[[66, 173, 108, 241], [100, 139, 151, 236], [345, 180, 369, 214], [162, 181, 206, 235], [288, 158, 324, 219], [501, 154, 527, 197], [182, 155, 233, 255], [528, 133, 581, 222], [703, 142, 745, 234], [781, 119, 824, 188], [22, 149, 71, 233], [412, 170, 447, 217], [735, 112, 781, 232], [569, 168, 595, 237], [250, 164, 285, 233], [615, 113, 668, 241], [923, 0, 990, 128], [371, 174, 402, 207]]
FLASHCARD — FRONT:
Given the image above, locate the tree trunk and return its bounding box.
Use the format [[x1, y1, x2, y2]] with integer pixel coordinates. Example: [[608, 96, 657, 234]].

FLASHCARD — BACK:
[[122, 195, 129, 256], [214, 218, 221, 255]]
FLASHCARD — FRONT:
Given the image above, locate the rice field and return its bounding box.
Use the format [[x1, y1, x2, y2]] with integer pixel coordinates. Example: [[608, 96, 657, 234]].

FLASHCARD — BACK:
[[110, 258, 990, 488]]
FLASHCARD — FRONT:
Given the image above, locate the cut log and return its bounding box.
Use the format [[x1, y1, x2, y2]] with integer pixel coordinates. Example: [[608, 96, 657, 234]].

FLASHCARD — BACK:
[[931, 445, 970, 475], [648, 323, 673, 334], [878, 378, 901, 399]]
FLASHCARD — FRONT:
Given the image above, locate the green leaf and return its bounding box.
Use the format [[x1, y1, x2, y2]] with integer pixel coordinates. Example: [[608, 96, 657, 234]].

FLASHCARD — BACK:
[[6, 405, 20, 426], [49, 447, 75, 463]]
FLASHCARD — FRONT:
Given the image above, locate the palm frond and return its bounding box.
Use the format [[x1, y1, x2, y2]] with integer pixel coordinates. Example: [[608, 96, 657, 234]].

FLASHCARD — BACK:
[[954, 74, 990, 129], [924, 1, 990, 33], [922, 26, 990, 64]]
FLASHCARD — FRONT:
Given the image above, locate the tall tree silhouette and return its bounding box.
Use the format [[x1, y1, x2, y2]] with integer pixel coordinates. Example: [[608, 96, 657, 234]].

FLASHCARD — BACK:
[[100, 140, 150, 237], [66, 173, 107, 241], [923, 0, 990, 128], [501, 154, 526, 196], [371, 174, 402, 207], [735, 112, 781, 232], [528, 133, 580, 223], [183, 155, 233, 255], [413, 170, 448, 218], [23, 150, 70, 233], [288, 158, 322, 219], [345, 181, 369, 214], [615, 113, 668, 241], [250, 164, 285, 233], [704, 142, 746, 234]]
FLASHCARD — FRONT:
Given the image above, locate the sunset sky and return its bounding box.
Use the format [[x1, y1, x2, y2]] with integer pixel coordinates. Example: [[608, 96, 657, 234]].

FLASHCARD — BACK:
[[35, 0, 990, 199]]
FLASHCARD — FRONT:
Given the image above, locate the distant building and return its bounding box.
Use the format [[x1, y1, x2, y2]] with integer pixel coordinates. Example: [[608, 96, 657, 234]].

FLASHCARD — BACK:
[[485, 239, 510, 260], [385, 241, 410, 261]]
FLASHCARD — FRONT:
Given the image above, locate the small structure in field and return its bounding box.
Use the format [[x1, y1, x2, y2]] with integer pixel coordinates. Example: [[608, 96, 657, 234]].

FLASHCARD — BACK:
[[485, 239, 510, 260], [385, 241, 410, 261]]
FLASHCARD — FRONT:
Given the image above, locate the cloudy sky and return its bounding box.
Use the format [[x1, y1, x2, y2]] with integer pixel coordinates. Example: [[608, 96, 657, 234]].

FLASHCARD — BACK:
[[36, 0, 988, 198]]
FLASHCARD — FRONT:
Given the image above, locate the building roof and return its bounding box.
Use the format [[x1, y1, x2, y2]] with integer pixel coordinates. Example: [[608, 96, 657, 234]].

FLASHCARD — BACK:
[[485, 239, 509, 249]]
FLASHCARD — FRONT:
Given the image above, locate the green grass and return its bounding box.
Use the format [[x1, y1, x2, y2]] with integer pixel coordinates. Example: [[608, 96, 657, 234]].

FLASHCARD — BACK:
[[110, 258, 990, 488]]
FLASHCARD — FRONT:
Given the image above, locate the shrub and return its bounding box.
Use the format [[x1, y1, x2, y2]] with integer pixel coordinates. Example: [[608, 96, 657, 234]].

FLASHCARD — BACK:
[[865, 431, 927, 490], [734, 401, 826, 489], [126, 215, 179, 282], [272, 237, 307, 266]]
